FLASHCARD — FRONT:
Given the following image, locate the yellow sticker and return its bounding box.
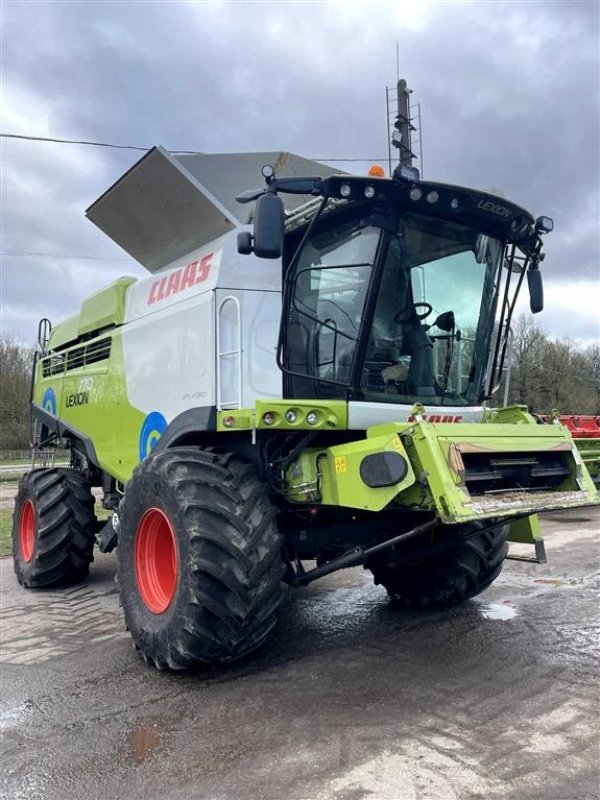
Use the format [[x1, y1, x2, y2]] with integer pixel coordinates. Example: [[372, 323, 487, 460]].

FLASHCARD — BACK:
[[335, 456, 347, 473], [392, 437, 404, 452]]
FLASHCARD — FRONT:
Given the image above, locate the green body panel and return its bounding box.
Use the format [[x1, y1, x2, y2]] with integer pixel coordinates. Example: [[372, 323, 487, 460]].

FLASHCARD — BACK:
[[286, 433, 415, 511], [572, 438, 600, 485], [46, 277, 135, 352], [255, 399, 348, 430], [284, 417, 598, 522], [374, 419, 597, 522], [217, 401, 348, 431], [78, 277, 136, 337], [34, 331, 145, 484], [507, 514, 542, 544], [47, 314, 80, 351], [484, 405, 540, 425]]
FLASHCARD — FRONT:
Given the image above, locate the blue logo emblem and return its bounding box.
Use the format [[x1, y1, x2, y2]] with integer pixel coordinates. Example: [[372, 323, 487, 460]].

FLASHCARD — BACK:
[[139, 411, 168, 460], [42, 388, 57, 415]]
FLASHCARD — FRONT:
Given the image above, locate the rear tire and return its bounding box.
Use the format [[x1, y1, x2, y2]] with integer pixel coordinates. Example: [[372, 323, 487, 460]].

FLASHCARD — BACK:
[[12, 468, 96, 588], [368, 523, 509, 607], [117, 448, 285, 670]]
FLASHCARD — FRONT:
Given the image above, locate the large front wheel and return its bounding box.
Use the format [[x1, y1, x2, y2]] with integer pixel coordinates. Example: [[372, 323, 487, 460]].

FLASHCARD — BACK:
[[367, 523, 509, 607], [117, 448, 285, 670]]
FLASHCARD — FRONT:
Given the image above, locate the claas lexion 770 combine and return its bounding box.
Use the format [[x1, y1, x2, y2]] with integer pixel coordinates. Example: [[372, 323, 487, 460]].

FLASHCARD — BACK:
[[13, 140, 598, 669]]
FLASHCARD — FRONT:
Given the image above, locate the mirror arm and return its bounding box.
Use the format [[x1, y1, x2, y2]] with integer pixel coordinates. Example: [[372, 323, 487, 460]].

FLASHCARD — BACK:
[[270, 176, 324, 196]]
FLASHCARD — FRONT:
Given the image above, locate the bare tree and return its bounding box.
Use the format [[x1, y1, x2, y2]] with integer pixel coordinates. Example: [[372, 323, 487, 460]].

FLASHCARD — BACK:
[[0, 335, 35, 451], [503, 315, 600, 414]]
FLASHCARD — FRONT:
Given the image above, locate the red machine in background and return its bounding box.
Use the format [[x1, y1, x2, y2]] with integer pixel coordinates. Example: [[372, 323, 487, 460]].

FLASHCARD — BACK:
[[539, 414, 600, 487]]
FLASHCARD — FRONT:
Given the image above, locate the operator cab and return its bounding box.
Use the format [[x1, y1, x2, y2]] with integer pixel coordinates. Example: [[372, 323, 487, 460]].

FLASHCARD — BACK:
[[283, 208, 502, 406], [238, 168, 552, 407]]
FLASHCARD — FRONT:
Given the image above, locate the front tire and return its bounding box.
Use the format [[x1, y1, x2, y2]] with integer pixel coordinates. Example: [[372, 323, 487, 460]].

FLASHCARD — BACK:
[[12, 469, 96, 588], [368, 523, 509, 607], [117, 448, 285, 670]]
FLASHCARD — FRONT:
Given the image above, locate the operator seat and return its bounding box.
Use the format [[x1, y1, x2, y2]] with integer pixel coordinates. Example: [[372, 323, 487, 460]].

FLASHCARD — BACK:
[[402, 321, 436, 396]]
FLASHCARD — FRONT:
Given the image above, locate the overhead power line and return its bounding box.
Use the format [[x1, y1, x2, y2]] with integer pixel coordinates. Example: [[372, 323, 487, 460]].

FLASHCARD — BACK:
[[1, 251, 134, 262], [1, 133, 150, 152], [0, 132, 387, 162]]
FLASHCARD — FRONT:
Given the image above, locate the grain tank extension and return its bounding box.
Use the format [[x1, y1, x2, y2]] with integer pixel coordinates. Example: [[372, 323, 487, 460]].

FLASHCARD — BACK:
[[13, 145, 598, 670]]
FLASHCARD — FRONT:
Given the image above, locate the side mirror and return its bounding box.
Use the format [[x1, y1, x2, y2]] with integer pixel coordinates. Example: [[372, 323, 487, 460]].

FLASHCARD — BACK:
[[237, 192, 285, 259], [527, 268, 544, 313], [253, 192, 285, 259], [433, 310, 455, 332]]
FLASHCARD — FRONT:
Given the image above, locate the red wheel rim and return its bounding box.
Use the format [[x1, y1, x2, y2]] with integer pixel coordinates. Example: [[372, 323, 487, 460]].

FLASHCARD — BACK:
[[19, 499, 35, 563], [134, 508, 178, 613]]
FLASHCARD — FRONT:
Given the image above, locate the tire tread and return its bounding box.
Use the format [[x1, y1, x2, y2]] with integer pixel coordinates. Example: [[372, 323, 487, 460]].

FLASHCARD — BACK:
[[368, 524, 509, 608], [118, 447, 285, 670], [13, 468, 96, 588]]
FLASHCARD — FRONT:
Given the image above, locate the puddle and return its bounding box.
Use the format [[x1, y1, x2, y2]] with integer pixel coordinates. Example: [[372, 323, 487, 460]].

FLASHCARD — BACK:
[[480, 601, 518, 621], [0, 700, 32, 731], [125, 724, 162, 764]]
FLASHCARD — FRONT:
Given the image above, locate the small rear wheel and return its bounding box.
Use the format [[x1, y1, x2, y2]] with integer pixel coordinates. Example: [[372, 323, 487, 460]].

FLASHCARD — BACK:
[[117, 448, 285, 670], [368, 523, 509, 607], [12, 469, 96, 588]]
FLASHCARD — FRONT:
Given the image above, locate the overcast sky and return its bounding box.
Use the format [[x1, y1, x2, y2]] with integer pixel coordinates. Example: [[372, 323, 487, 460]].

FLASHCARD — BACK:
[[1, 0, 599, 346]]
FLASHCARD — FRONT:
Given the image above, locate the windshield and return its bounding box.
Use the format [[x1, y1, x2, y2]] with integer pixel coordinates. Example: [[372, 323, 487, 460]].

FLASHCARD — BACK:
[[283, 212, 503, 405], [360, 214, 502, 405]]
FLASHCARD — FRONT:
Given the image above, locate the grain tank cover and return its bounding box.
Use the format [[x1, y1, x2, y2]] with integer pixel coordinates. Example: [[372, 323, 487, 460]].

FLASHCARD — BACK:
[[86, 147, 339, 273]]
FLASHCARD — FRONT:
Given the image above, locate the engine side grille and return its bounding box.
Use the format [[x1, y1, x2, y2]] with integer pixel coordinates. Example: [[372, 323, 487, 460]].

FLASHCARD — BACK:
[[41, 337, 112, 377]]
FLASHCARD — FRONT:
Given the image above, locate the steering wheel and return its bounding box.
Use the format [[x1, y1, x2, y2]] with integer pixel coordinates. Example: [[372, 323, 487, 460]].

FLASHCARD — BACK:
[[394, 302, 433, 324]]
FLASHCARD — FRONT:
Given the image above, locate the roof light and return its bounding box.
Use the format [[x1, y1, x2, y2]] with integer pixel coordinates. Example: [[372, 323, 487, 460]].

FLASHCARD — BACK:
[[394, 163, 420, 183], [535, 216, 554, 233], [339, 183, 352, 198], [409, 187, 422, 201], [364, 185, 376, 199], [368, 165, 385, 177], [426, 191, 439, 204]]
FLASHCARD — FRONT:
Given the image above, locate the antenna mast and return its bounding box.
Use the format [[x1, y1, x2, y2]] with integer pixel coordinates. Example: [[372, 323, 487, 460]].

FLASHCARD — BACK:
[[386, 77, 424, 177]]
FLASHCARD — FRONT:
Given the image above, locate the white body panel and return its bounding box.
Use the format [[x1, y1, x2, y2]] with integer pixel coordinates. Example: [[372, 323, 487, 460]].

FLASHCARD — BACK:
[[348, 402, 485, 428], [121, 229, 282, 421], [124, 228, 281, 326], [122, 291, 215, 418]]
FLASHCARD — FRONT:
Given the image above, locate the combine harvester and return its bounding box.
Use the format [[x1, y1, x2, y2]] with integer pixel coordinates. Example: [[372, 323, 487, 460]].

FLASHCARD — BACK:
[[13, 84, 599, 669]]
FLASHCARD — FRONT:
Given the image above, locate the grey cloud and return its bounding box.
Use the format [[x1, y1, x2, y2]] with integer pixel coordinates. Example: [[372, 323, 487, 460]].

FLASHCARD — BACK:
[[1, 0, 598, 343]]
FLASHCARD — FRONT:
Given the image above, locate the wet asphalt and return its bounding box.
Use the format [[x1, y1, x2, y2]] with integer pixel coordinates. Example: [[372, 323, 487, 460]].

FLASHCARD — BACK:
[[1, 508, 599, 800]]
